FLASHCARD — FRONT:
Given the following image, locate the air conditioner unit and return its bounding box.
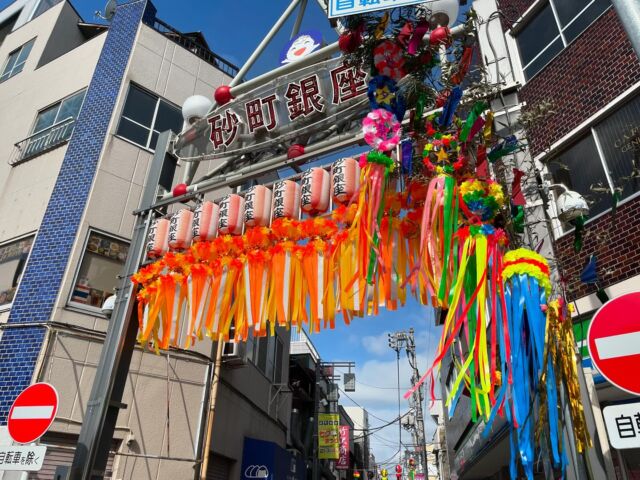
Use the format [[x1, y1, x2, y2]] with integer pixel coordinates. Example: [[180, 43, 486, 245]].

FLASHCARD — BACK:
[[221, 340, 247, 367]]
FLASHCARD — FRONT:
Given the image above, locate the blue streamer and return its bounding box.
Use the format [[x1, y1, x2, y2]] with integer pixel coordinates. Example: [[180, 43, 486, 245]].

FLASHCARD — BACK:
[[401, 140, 413, 175], [438, 86, 463, 128]]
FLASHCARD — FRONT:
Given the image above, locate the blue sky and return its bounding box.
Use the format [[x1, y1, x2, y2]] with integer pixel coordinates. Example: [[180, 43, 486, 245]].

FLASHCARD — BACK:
[[0, 0, 449, 466]]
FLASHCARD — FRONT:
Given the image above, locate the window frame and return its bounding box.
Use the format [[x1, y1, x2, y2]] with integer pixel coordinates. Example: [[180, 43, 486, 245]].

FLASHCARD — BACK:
[[29, 88, 87, 136], [513, 0, 612, 81], [115, 83, 183, 152], [66, 228, 130, 316], [546, 94, 640, 237], [0, 232, 36, 312], [0, 38, 35, 83]]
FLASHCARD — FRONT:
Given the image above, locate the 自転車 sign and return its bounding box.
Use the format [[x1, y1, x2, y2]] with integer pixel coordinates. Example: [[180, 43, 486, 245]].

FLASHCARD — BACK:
[[603, 402, 640, 449], [327, 0, 426, 18], [0, 445, 46, 471]]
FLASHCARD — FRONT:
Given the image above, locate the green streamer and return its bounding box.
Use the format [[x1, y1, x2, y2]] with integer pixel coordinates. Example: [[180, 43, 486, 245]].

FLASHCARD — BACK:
[[459, 101, 488, 143]]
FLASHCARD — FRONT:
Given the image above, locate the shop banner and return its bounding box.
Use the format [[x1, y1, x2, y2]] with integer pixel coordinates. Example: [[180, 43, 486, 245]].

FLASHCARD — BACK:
[[318, 413, 340, 459], [336, 425, 350, 469]]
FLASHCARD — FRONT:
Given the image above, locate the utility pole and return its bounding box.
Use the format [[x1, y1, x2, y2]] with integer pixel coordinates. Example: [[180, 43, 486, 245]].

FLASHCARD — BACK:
[[388, 329, 427, 477], [611, 0, 640, 58]]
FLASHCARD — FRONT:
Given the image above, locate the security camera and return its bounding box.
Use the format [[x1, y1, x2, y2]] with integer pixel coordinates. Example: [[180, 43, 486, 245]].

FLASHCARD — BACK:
[[549, 184, 589, 223], [126, 432, 136, 447], [101, 295, 116, 318]]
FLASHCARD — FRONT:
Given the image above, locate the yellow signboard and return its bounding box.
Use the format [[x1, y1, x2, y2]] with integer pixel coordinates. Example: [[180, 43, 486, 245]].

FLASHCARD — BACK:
[[318, 413, 340, 459]]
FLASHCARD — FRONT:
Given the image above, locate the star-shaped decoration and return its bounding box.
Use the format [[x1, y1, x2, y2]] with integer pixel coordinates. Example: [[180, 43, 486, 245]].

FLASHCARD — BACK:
[[436, 148, 450, 163]]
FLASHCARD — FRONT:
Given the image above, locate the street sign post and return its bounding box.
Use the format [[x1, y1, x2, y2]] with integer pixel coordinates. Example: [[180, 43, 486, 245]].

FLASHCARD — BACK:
[[602, 402, 640, 449], [8, 383, 58, 444], [587, 292, 640, 395]]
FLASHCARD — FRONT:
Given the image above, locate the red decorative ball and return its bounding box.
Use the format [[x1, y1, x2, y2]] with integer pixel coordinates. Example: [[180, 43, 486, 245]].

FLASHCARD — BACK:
[[214, 85, 233, 105], [429, 26, 451, 46], [287, 144, 305, 159], [172, 183, 188, 197]]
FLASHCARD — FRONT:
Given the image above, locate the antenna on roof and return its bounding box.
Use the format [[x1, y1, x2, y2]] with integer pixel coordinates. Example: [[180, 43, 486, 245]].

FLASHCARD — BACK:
[[95, 0, 117, 22]]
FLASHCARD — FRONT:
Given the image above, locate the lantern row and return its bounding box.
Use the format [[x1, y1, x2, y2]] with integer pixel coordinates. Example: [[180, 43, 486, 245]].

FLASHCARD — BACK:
[[146, 158, 361, 259]]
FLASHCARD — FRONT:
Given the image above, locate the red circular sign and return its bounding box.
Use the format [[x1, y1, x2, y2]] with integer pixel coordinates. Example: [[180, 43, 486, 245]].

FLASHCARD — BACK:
[[587, 292, 640, 395], [8, 383, 58, 444]]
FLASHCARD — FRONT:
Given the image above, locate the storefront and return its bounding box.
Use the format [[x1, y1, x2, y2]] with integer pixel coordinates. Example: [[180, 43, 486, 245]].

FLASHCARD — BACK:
[[241, 437, 305, 480]]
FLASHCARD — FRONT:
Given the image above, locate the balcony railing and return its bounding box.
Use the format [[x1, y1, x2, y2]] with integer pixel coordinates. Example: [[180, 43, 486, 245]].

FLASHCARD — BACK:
[[290, 327, 320, 362], [149, 18, 239, 78], [11, 117, 75, 165]]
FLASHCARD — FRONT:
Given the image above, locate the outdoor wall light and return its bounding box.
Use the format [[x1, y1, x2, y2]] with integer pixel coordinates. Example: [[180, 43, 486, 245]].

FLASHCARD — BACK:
[[101, 294, 116, 318], [549, 184, 590, 223]]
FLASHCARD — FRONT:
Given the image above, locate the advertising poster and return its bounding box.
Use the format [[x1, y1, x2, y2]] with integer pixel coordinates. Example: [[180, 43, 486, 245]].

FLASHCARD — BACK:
[[336, 425, 350, 469], [318, 414, 340, 459]]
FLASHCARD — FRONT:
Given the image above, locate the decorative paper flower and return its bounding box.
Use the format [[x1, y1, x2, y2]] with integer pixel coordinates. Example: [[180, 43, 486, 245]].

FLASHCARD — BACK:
[[460, 179, 505, 222], [502, 248, 552, 296], [367, 76, 406, 121], [373, 40, 406, 81], [362, 109, 402, 153]]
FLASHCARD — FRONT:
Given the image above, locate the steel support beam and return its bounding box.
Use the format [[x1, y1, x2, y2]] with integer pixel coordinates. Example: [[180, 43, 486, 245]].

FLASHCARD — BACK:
[[68, 131, 176, 480], [611, 0, 640, 59]]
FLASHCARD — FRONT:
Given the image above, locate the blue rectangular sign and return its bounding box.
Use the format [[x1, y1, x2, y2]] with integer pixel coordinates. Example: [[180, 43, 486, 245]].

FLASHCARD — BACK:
[[328, 0, 425, 18]]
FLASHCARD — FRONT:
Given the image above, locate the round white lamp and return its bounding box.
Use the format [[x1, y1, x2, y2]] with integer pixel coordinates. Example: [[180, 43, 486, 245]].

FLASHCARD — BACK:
[[181, 95, 213, 130], [425, 0, 459, 27]]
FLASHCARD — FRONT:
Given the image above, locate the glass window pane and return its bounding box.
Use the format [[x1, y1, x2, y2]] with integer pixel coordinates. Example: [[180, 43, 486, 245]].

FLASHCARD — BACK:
[[154, 101, 183, 134], [121, 85, 157, 127], [33, 0, 61, 19], [523, 37, 563, 80], [274, 338, 283, 383], [594, 96, 640, 200], [562, 0, 611, 43], [15, 39, 33, 66], [149, 131, 159, 151], [117, 117, 151, 147], [0, 236, 33, 306], [548, 134, 612, 224], [56, 90, 86, 123], [70, 232, 128, 308], [1, 50, 18, 77], [516, 4, 561, 68], [33, 105, 60, 133], [257, 336, 268, 374]]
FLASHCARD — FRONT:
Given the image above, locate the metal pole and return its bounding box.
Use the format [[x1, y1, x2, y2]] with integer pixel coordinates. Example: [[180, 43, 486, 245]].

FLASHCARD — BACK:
[[291, 0, 308, 38], [611, 0, 640, 58], [198, 337, 225, 480], [69, 131, 176, 480]]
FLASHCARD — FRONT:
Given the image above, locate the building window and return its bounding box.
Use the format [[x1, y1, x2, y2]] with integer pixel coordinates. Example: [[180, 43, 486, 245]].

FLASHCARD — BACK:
[[515, 0, 610, 80], [0, 39, 35, 82], [0, 235, 34, 307], [548, 95, 640, 231], [116, 84, 183, 151], [69, 231, 129, 312], [15, 89, 86, 163], [247, 333, 284, 383]]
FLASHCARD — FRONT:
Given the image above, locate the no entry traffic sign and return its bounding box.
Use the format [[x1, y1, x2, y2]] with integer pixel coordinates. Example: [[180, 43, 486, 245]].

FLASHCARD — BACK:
[[587, 292, 640, 395], [8, 383, 58, 444]]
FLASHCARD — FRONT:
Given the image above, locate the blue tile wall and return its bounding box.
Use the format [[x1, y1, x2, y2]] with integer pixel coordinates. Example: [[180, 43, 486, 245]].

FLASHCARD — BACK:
[[0, 0, 153, 424]]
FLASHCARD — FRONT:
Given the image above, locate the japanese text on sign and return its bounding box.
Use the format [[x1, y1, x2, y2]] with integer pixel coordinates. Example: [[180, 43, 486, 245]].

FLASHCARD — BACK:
[[318, 413, 340, 459], [208, 62, 368, 152], [0, 446, 46, 471], [327, 0, 425, 18], [603, 402, 640, 450]]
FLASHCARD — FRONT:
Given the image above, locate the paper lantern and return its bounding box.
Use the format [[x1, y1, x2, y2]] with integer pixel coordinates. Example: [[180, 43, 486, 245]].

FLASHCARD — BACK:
[[146, 218, 169, 259], [244, 185, 273, 228], [192, 201, 219, 242], [272, 180, 301, 220], [168, 209, 194, 251], [331, 158, 360, 204], [301, 168, 330, 214], [218, 194, 245, 235]]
